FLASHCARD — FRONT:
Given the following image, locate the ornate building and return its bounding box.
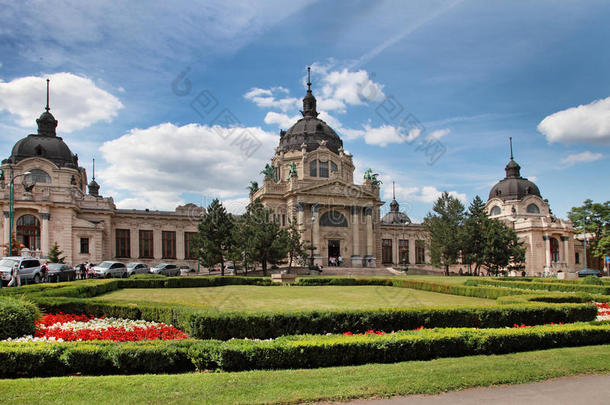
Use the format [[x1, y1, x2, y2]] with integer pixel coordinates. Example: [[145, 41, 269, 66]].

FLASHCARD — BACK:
[[251, 70, 429, 269], [0, 81, 202, 267], [486, 139, 583, 276]]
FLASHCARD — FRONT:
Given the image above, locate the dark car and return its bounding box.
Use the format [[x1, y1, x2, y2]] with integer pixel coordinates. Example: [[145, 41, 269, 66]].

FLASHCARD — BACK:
[[47, 263, 76, 282], [577, 268, 602, 277]]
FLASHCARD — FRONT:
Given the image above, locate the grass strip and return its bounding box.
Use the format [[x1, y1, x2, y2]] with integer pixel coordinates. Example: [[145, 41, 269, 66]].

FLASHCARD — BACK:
[[2, 344, 610, 404]]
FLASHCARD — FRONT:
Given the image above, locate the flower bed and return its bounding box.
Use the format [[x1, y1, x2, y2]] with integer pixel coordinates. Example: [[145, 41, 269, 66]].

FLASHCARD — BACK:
[[4, 313, 188, 342], [594, 302, 610, 321]]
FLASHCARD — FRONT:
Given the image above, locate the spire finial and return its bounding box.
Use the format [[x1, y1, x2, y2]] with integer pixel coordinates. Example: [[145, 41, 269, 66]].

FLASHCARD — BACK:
[[45, 78, 50, 112], [307, 66, 311, 92], [392, 181, 396, 200], [509, 137, 513, 160], [92, 158, 95, 181]]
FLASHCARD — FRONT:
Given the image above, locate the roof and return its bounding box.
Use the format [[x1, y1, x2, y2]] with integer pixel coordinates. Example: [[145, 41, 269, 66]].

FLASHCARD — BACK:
[[488, 158, 541, 201]]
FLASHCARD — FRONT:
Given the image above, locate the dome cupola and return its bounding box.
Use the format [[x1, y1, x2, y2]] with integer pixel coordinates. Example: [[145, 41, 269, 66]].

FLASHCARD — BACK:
[[278, 68, 344, 155], [488, 138, 541, 201]]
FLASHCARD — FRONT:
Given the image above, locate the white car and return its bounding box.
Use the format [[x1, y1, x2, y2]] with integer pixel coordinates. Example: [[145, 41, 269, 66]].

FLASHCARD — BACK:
[[126, 262, 150, 276], [93, 261, 128, 278], [150, 263, 180, 276], [0, 257, 43, 285]]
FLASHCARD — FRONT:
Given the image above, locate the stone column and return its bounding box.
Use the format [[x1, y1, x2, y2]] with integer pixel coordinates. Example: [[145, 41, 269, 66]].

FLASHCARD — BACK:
[[295, 202, 305, 234], [364, 206, 376, 267], [3, 211, 9, 247], [154, 228, 162, 260], [177, 230, 185, 260], [543, 235, 551, 272], [311, 204, 322, 266], [560, 235, 574, 276], [41, 212, 50, 257], [130, 228, 139, 259], [350, 206, 362, 267]]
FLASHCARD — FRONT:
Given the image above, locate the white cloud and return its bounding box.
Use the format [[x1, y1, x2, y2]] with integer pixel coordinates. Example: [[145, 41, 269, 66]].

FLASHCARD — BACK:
[[537, 97, 610, 144], [560, 151, 604, 167], [0, 72, 123, 132], [426, 128, 450, 141], [99, 122, 278, 210], [263, 112, 301, 129], [381, 183, 466, 204], [244, 87, 299, 112]]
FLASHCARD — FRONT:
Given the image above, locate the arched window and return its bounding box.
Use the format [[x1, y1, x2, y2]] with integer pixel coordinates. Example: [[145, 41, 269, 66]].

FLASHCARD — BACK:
[[309, 160, 317, 177], [26, 169, 51, 183], [550, 238, 560, 262], [319, 161, 329, 178], [490, 205, 501, 216], [526, 204, 540, 214], [16, 214, 40, 250], [319, 211, 348, 227]]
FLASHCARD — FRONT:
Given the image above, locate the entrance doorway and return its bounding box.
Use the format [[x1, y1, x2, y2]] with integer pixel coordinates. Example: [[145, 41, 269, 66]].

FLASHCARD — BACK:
[[328, 240, 340, 265], [17, 214, 40, 250]]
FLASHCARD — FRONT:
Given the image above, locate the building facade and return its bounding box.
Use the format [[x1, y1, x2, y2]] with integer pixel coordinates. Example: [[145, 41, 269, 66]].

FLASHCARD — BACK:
[[251, 73, 430, 270], [486, 142, 584, 276], [0, 88, 202, 268]]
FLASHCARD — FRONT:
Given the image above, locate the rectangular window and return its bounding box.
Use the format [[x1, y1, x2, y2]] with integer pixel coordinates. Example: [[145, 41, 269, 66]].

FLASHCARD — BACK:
[[399, 239, 409, 264], [382, 239, 393, 264], [309, 160, 317, 177], [330, 161, 338, 173], [416, 240, 426, 264], [319, 161, 329, 178], [115, 229, 130, 258], [139, 230, 153, 258], [80, 237, 89, 254], [185, 232, 197, 259], [162, 231, 176, 259]]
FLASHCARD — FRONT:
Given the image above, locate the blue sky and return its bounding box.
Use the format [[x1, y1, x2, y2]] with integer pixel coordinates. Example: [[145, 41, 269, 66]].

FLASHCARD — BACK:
[[0, 0, 608, 221]]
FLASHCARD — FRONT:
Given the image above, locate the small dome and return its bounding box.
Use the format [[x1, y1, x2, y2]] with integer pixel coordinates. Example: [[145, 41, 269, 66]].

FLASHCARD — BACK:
[[488, 158, 541, 201], [6, 133, 78, 168], [381, 193, 411, 225]]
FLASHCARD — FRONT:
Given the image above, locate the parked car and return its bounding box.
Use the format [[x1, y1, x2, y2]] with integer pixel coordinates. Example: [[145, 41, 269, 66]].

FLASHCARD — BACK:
[[150, 263, 180, 276], [180, 265, 196, 276], [126, 262, 150, 276], [578, 268, 602, 277], [92, 261, 128, 278], [47, 263, 76, 282], [0, 257, 43, 285]]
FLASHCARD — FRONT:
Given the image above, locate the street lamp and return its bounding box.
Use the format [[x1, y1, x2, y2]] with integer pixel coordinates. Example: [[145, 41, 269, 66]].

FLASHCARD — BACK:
[[583, 215, 591, 271], [309, 215, 315, 269], [8, 171, 32, 256]]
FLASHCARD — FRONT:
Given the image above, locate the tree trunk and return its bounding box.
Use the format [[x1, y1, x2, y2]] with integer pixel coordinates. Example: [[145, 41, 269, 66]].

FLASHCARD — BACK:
[[220, 257, 225, 277], [262, 260, 267, 276], [288, 251, 293, 274], [444, 264, 449, 276]]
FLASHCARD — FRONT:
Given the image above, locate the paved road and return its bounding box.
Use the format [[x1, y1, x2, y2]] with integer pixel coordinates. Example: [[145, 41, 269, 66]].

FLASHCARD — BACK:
[[344, 374, 610, 404]]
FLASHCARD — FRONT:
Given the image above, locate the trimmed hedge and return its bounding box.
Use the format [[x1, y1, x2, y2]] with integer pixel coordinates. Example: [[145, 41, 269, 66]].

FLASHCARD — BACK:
[[0, 296, 39, 340], [3, 323, 610, 376], [28, 295, 598, 340], [465, 279, 610, 295]]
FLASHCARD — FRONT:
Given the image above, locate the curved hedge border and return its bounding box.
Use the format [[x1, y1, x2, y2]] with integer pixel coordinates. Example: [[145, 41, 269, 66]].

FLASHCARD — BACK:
[[2, 322, 610, 377], [465, 279, 610, 295], [0, 297, 39, 340]]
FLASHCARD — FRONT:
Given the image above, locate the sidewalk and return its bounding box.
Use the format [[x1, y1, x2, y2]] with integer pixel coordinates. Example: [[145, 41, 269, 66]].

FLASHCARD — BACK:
[[343, 374, 610, 404]]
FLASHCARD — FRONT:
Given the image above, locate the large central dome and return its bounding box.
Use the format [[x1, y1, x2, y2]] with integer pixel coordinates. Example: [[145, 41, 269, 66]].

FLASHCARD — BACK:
[[278, 69, 343, 154]]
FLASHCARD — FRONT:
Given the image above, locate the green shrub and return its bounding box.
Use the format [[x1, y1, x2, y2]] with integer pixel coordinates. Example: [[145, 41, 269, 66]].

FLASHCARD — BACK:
[[465, 279, 610, 295], [0, 296, 40, 340], [582, 275, 604, 285], [3, 323, 610, 376]]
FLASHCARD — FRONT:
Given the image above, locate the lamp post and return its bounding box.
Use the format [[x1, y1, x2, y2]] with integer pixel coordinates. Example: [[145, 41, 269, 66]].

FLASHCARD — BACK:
[[583, 215, 591, 271], [8, 171, 32, 256], [309, 215, 315, 269]]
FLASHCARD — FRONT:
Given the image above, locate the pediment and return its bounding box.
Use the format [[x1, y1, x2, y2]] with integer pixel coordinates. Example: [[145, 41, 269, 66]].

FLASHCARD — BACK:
[[295, 180, 377, 199]]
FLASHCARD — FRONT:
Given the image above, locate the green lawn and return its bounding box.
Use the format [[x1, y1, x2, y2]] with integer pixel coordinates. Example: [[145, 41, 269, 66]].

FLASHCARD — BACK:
[[97, 285, 494, 312], [2, 344, 610, 404]]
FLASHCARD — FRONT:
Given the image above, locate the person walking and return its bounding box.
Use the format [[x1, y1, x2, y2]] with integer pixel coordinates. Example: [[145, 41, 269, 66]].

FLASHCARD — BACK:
[[41, 261, 49, 283], [8, 263, 20, 287]]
